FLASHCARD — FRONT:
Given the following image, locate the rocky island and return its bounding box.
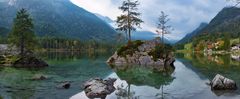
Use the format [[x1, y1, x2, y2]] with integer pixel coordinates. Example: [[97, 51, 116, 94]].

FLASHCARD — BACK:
[[0, 45, 48, 68], [107, 39, 175, 67]]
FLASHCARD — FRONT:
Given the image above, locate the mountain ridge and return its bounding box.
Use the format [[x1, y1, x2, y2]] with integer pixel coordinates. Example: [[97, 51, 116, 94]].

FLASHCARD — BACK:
[[177, 7, 240, 45], [0, 0, 117, 41]]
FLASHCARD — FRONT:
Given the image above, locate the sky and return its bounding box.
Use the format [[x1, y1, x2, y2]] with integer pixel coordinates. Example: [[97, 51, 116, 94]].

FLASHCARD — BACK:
[[70, 0, 234, 41]]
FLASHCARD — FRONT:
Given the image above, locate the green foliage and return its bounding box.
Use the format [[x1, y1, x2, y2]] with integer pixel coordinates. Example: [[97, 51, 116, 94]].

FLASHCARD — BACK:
[[174, 44, 184, 50], [8, 9, 38, 53], [0, 55, 20, 65], [179, 7, 240, 45], [223, 32, 231, 50], [116, 0, 143, 41], [0, 0, 116, 41], [156, 11, 172, 44], [230, 38, 240, 46], [148, 44, 174, 61], [117, 40, 144, 57], [184, 43, 193, 50], [38, 36, 117, 51]]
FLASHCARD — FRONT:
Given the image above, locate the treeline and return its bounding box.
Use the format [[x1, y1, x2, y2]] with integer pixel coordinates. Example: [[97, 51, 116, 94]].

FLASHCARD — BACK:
[[38, 36, 118, 52], [175, 32, 239, 51], [0, 35, 120, 52]]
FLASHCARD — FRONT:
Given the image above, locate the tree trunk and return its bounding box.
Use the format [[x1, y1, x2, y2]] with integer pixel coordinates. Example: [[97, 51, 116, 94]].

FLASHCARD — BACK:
[[20, 32, 24, 58], [127, 1, 131, 42], [128, 29, 131, 42]]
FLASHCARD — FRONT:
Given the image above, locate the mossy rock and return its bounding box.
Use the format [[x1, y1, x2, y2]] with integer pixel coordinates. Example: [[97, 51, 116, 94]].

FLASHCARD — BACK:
[[13, 56, 48, 68], [148, 44, 174, 61], [117, 40, 144, 57]]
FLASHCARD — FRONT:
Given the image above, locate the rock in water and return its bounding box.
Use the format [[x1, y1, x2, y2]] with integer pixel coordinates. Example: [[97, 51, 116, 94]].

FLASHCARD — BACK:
[[31, 74, 47, 80], [13, 56, 48, 68], [83, 78, 117, 99], [107, 39, 175, 66], [210, 74, 237, 90], [57, 82, 71, 89]]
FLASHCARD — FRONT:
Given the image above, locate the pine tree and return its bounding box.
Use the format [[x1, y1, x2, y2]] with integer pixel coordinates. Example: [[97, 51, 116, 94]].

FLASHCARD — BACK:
[[116, 0, 143, 42], [156, 11, 172, 44], [8, 8, 38, 57]]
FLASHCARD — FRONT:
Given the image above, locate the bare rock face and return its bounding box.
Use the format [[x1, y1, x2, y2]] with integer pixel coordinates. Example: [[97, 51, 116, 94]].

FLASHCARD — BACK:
[[107, 39, 175, 66], [83, 78, 117, 99], [210, 74, 237, 90]]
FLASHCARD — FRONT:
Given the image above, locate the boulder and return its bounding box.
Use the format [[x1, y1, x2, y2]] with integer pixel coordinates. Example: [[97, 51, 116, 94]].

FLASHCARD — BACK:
[[31, 74, 47, 80], [13, 56, 48, 68], [210, 74, 237, 90], [83, 78, 117, 99], [107, 39, 175, 66], [57, 82, 71, 89]]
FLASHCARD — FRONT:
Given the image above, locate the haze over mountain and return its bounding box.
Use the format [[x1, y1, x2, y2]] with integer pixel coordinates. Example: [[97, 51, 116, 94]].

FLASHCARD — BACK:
[[177, 23, 208, 44], [95, 13, 173, 44], [178, 7, 240, 44], [0, 0, 116, 41], [71, 0, 229, 41]]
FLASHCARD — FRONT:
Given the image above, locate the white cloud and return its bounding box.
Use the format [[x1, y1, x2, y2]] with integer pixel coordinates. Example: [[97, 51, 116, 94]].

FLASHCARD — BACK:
[[70, 0, 233, 41]]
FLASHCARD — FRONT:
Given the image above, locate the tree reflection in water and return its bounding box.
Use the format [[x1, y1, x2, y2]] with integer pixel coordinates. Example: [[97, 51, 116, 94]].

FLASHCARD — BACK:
[[111, 64, 175, 99]]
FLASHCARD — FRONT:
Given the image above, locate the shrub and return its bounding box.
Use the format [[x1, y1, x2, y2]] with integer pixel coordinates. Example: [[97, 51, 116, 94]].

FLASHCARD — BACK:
[[117, 40, 144, 57], [148, 44, 174, 61]]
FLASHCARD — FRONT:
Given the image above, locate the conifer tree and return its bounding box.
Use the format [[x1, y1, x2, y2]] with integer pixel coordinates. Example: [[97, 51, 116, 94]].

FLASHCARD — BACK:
[[116, 0, 143, 42], [156, 11, 172, 44], [8, 8, 38, 57]]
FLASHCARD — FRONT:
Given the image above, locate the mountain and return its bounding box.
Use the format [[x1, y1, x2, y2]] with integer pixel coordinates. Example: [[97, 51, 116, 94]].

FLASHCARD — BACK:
[[94, 13, 117, 28], [0, 27, 10, 37], [177, 23, 208, 44], [94, 13, 114, 24], [0, 0, 116, 41], [177, 7, 240, 44], [198, 7, 240, 37], [132, 31, 171, 44]]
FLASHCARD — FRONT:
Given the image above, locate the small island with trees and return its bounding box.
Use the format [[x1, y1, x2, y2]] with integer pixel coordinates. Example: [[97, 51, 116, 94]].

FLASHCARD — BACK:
[[0, 9, 48, 68], [107, 0, 175, 69], [0, 0, 239, 99]]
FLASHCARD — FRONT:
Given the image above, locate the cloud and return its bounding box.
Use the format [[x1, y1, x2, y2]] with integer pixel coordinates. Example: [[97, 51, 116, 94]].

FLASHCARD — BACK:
[[70, 0, 233, 41]]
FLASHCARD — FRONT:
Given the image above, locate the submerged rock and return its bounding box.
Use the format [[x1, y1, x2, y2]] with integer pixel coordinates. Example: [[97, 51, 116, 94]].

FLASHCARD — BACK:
[[210, 74, 237, 90], [83, 78, 117, 99], [31, 74, 47, 80], [13, 56, 48, 68], [57, 82, 71, 89]]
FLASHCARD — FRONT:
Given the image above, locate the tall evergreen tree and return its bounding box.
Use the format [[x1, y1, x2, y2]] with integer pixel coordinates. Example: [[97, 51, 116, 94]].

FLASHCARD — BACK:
[[116, 0, 143, 42], [8, 9, 38, 57], [156, 11, 172, 44]]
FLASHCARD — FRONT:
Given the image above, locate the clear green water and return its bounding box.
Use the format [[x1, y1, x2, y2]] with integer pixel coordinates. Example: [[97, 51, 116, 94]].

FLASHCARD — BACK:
[[0, 52, 240, 99]]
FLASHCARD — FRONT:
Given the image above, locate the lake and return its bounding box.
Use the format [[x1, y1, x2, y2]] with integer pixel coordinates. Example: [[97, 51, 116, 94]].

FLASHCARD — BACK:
[[0, 52, 240, 99]]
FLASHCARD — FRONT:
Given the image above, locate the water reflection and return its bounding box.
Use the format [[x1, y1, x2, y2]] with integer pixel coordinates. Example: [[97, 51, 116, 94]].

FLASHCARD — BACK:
[[176, 52, 240, 94], [112, 65, 175, 88], [71, 58, 240, 99], [111, 64, 175, 99], [0, 51, 114, 99]]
